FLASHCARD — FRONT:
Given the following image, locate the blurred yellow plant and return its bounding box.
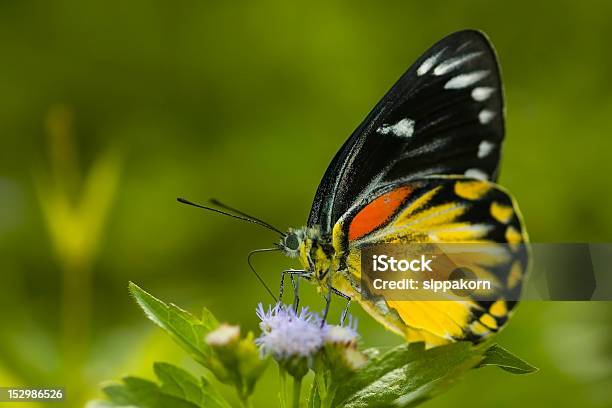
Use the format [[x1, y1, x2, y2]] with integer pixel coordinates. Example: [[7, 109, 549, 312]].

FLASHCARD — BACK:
[[35, 106, 121, 272], [33, 105, 122, 404]]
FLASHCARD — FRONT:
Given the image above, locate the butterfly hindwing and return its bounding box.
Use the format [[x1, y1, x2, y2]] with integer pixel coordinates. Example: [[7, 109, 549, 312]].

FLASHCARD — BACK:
[[308, 30, 505, 233], [334, 176, 527, 344]]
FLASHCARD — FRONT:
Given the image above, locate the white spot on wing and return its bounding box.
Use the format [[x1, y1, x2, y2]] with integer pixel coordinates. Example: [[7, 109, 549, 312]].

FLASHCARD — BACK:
[[472, 87, 495, 101], [433, 51, 483, 76], [444, 70, 489, 89], [479, 109, 496, 124], [377, 118, 415, 138], [465, 168, 488, 180], [417, 48, 446, 76], [478, 140, 495, 158]]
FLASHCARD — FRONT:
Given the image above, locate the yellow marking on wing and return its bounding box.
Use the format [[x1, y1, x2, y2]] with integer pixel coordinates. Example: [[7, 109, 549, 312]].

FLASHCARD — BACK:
[[345, 250, 362, 280], [479, 314, 498, 329], [426, 222, 492, 241], [469, 321, 490, 336], [405, 329, 454, 347], [426, 301, 475, 331], [490, 299, 507, 317], [507, 260, 523, 289], [505, 226, 522, 244], [356, 227, 425, 246], [387, 300, 471, 340], [398, 202, 468, 231], [436, 243, 512, 268], [396, 185, 442, 221], [332, 222, 344, 256], [491, 201, 513, 224], [454, 180, 491, 200]]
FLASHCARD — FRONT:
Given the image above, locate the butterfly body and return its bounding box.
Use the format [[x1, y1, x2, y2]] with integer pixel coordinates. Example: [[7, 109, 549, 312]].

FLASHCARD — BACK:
[[276, 30, 529, 347]]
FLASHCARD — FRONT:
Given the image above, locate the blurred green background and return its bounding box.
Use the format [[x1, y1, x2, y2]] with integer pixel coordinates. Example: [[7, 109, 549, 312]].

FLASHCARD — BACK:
[[1, 0, 612, 407]]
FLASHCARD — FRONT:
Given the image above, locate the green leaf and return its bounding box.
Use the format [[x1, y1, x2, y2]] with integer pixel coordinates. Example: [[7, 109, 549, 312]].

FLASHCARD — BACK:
[[128, 282, 218, 365], [202, 307, 219, 329], [333, 342, 482, 408], [478, 344, 538, 374], [91, 362, 230, 408], [331, 342, 536, 408], [155, 363, 230, 408]]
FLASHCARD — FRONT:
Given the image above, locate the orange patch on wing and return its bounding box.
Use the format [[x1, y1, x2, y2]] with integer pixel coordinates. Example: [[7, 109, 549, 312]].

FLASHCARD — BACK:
[[348, 186, 412, 241]]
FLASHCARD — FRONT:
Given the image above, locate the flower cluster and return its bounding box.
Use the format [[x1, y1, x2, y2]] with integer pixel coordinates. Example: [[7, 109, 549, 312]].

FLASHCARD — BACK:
[[255, 303, 361, 373]]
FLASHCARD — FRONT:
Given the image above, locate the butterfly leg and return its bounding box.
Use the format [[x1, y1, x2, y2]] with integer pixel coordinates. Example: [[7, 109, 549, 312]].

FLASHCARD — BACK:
[[321, 284, 333, 328], [279, 269, 312, 310], [331, 287, 351, 326], [290, 270, 313, 311], [321, 285, 352, 327], [289, 273, 301, 312]]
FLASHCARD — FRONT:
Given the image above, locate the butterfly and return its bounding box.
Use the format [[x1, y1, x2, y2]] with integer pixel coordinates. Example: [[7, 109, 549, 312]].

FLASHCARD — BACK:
[[274, 29, 529, 347], [179, 29, 528, 347]]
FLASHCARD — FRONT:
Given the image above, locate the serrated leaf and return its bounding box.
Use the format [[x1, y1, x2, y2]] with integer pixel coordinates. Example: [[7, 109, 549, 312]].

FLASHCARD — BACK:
[[128, 282, 217, 365], [333, 342, 481, 408], [95, 362, 230, 408], [478, 344, 538, 374]]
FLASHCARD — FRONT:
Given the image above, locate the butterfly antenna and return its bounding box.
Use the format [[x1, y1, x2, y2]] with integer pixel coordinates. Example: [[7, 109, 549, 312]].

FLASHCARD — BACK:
[[177, 197, 285, 236], [248, 248, 279, 302], [209, 198, 284, 236]]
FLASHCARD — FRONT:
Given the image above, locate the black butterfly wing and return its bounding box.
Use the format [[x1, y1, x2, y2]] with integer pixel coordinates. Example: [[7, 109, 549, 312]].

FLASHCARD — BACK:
[[308, 30, 505, 233]]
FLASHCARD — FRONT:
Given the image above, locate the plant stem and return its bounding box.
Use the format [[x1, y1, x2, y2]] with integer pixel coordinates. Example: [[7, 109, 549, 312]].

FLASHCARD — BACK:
[[279, 366, 288, 408], [60, 259, 91, 404], [292, 376, 303, 408]]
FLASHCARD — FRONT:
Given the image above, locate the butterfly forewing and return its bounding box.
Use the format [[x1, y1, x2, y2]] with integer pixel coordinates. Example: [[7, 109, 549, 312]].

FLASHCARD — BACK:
[[308, 30, 505, 233]]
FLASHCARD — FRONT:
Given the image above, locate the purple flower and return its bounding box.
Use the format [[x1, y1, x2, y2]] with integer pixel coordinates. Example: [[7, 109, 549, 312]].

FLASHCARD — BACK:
[[255, 303, 325, 360]]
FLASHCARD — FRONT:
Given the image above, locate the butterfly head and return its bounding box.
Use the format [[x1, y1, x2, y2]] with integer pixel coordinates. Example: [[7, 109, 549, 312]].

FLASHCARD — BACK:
[[279, 228, 307, 258], [279, 226, 326, 257]]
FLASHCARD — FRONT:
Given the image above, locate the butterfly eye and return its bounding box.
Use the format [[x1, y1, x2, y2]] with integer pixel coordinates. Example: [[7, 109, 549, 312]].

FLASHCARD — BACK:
[[284, 233, 300, 251]]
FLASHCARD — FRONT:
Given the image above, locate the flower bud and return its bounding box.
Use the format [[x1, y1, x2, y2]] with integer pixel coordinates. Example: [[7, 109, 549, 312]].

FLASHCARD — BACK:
[[206, 324, 240, 347], [204, 323, 267, 400], [318, 316, 367, 380]]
